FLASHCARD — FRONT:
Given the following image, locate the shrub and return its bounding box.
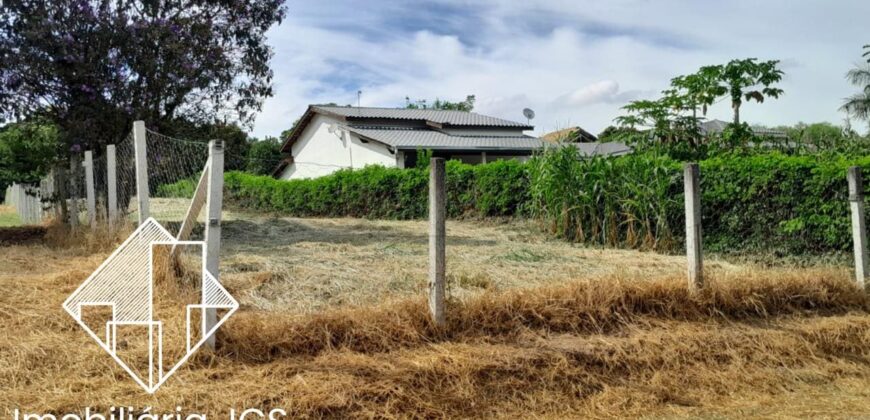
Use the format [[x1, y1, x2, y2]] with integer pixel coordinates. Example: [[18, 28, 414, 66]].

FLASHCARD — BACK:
[[224, 161, 529, 220]]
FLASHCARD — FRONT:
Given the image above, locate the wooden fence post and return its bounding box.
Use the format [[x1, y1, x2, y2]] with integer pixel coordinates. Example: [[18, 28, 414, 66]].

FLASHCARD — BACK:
[[684, 163, 703, 289], [848, 166, 867, 288], [203, 140, 224, 349], [133, 121, 149, 224], [69, 155, 80, 228], [84, 150, 96, 227], [429, 157, 446, 326], [106, 144, 118, 224]]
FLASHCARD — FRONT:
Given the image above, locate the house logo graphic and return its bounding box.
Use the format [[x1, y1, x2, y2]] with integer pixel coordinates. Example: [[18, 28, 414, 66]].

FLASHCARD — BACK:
[[62, 218, 239, 394]]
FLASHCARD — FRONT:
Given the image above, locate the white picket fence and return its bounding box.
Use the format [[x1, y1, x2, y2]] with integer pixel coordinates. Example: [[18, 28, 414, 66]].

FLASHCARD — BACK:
[[3, 174, 55, 225]]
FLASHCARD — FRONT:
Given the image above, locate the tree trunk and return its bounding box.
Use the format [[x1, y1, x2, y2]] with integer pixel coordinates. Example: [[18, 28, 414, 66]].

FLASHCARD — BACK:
[[733, 102, 741, 125]]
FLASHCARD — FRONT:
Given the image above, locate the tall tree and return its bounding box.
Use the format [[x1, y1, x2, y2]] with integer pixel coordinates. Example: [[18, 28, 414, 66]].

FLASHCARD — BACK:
[[670, 66, 726, 120], [713, 59, 784, 125], [841, 46, 870, 123], [0, 0, 286, 155]]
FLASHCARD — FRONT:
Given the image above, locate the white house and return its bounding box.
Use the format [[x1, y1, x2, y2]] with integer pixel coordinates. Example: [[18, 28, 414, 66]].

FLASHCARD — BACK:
[[273, 105, 544, 180]]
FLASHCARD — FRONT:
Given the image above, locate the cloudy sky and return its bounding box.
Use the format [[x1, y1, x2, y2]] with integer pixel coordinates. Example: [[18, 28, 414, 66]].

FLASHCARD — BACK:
[[250, 0, 870, 138]]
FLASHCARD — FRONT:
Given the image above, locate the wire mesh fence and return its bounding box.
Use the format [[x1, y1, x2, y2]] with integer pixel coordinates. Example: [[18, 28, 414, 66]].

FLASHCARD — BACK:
[[144, 128, 210, 238]]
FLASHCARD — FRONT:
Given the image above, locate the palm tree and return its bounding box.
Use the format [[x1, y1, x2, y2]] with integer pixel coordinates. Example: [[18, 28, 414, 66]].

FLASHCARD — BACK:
[[841, 46, 870, 122]]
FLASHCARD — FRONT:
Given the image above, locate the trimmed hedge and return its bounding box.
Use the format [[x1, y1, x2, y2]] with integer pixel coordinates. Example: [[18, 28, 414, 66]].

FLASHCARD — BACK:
[[223, 159, 529, 219]]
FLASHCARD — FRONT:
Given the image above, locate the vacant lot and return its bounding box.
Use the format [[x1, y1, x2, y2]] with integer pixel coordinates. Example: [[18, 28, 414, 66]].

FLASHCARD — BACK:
[[2, 211, 869, 418], [214, 212, 754, 314]]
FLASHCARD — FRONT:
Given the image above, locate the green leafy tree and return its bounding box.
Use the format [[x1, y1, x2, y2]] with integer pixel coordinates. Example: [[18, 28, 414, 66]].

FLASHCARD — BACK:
[[406, 95, 476, 111], [246, 137, 284, 175], [0, 120, 59, 195], [670, 67, 726, 120], [841, 46, 870, 123], [713, 59, 785, 125], [0, 0, 286, 155]]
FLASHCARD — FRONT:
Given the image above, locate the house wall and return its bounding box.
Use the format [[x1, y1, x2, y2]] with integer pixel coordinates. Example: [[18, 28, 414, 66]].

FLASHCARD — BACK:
[[279, 115, 398, 180]]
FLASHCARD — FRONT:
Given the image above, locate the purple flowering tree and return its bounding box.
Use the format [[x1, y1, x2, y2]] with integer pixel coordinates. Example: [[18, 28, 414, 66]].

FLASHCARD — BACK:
[[0, 0, 286, 153]]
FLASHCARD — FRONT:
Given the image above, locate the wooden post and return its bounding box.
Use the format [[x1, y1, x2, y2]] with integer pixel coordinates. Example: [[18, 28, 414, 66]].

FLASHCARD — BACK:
[[684, 163, 703, 289], [203, 140, 224, 349], [428, 157, 446, 326], [84, 150, 96, 227], [106, 144, 118, 224], [69, 156, 79, 227], [133, 121, 149, 224], [848, 166, 867, 288]]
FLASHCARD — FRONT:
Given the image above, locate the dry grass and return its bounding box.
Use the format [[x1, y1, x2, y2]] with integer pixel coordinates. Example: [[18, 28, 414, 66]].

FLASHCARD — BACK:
[[2, 214, 870, 418], [0, 254, 868, 417]]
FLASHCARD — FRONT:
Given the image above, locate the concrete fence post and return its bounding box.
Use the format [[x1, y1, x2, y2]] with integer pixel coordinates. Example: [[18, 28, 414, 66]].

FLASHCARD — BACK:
[[203, 140, 224, 349], [428, 157, 447, 326], [69, 155, 80, 227], [848, 166, 867, 289], [133, 121, 149, 224], [684, 163, 703, 290], [106, 144, 118, 224], [84, 150, 96, 227]]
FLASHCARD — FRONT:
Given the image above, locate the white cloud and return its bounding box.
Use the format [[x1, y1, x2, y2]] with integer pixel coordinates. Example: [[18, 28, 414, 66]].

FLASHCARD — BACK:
[[250, 0, 870, 138]]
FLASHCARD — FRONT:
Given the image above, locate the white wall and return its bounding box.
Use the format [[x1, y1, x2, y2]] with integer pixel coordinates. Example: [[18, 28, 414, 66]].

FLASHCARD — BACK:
[[279, 115, 398, 180]]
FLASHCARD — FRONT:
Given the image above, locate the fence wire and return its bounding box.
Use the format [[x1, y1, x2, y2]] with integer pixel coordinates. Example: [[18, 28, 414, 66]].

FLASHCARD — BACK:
[[116, 132, 138, 222], [145, 128, 210, 238]]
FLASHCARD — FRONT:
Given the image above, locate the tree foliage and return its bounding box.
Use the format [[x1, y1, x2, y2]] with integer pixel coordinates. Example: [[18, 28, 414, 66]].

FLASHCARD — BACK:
[[615, 58, 784, 154], [0, 120, 59, 193], [0, 0, 286, 155], [841, 45, 870, 123], [406, 95, 476, 111], [246, 136, 283, 176]]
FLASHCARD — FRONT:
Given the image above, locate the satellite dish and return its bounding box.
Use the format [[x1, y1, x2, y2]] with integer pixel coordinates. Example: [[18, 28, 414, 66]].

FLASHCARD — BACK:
[[523, 108, 535, 124]]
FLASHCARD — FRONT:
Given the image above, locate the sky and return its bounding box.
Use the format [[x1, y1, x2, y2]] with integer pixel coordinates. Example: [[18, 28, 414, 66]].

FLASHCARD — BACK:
[[250, 0, 870, 139]]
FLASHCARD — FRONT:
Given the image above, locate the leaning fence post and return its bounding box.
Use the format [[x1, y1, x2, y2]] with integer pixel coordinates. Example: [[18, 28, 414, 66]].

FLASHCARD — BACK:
[[84, 150, 96, 227], [133, 121, 149, 224], [429, 157, 447, 326], [684, 163, 703, 289], [848, 166, 867, 289], [106, 144, 118, 224], [203, 140, 224, 349], [69, 155, 80, 228]]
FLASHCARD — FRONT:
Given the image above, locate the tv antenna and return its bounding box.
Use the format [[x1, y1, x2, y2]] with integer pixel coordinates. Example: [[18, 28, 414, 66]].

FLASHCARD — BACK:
[[523, 108, 536, 125]]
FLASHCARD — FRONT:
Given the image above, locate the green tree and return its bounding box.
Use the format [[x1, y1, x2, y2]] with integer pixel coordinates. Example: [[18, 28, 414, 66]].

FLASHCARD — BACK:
[[841, 46, 870, 123], [0, 0, 286, 155], [0, 120, 59, 195], [670, 67, 726, 120], [406, 95, 476, 111], [246, 137, 284, 175], [714, 59, 785, 125]]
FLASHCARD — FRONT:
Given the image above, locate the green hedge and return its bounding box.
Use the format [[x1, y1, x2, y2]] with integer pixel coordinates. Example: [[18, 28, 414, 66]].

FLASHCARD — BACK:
[[209, 151, 870, 255], [223, 159, 529, 219], [529, 147, 870, 254]]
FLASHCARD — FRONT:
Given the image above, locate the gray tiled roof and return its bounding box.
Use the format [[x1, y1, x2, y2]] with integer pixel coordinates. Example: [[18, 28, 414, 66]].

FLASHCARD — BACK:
[[346, 127, 544, 150], [314, 105, 532, 128]]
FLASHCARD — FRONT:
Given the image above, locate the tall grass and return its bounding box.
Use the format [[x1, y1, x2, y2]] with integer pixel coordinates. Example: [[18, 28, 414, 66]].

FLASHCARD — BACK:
[[527, 147, 682, 251]]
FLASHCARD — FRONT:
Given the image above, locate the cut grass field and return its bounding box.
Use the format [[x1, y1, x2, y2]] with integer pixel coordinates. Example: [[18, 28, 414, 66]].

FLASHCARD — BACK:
[[0, 205, 21, 227], [1, 211, 869, 418]]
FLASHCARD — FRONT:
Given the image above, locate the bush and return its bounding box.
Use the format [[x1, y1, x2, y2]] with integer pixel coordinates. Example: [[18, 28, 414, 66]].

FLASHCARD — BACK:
[[528, 148, 870, 254], [222, 152, 870, 255], [155, 177, 197, 198], [224, 161, 529, 220]]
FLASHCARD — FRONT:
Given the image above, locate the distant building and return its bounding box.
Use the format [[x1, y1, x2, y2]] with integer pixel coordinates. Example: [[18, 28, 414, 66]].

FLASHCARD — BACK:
[[274, 105, 544, 179], [540, 126, 633, 158], [700, 119, 789, 139]]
